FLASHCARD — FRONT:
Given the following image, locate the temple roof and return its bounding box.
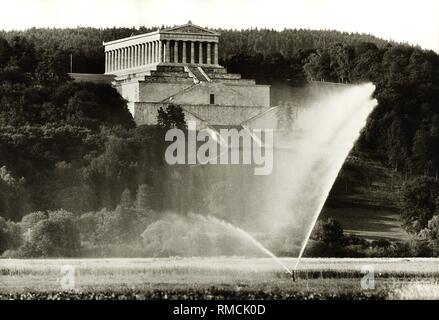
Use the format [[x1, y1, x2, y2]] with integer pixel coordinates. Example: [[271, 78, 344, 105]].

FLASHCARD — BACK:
[[103, 21, 219, 46], [161, 21, 220, 36]]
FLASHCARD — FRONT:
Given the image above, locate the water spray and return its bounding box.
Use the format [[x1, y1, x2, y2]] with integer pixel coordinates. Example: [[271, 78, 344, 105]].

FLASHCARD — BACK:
[[194, 214, 294, 276]]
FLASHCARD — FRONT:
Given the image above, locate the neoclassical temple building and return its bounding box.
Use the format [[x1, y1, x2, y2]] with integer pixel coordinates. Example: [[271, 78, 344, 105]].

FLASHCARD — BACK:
[[103, 22, 271, 128]]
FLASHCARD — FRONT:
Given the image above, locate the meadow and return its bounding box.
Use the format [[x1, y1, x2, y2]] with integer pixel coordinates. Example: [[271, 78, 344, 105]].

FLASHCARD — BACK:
[[0, 257, 438, 300]]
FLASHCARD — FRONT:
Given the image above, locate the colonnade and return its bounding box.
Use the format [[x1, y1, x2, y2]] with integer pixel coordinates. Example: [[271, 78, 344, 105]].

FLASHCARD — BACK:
[[105, 40, 219, 73]]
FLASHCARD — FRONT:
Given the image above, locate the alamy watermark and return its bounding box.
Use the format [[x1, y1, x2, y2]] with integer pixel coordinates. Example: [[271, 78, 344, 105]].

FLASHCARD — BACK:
[[164, 121, 274, 175], [360, 265, 375, 290], [59, 265, 75, 290]]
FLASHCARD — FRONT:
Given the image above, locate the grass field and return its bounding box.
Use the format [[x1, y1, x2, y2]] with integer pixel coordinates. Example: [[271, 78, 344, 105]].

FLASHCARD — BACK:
[[1, 257, 438, 300], [323, 207, 410, 241]]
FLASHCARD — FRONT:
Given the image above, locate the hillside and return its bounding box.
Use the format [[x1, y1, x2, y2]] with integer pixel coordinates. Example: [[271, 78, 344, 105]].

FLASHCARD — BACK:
[[324, 155, 409, 241]]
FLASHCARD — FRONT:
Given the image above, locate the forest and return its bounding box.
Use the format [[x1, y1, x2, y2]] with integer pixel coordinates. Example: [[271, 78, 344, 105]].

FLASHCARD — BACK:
[[0, 27, 439, 257]]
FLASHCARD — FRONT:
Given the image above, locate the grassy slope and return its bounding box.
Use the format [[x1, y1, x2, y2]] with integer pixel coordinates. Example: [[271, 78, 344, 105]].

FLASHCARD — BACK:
[[323, 154, 410, 241]]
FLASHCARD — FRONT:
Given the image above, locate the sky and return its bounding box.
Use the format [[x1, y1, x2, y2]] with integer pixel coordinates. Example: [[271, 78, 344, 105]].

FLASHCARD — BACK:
[[1, 0, 438, 52]]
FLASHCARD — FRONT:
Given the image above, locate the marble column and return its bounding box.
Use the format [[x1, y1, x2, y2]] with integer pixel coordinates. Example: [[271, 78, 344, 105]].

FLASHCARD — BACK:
[[105, 52, 109, 72], [146, 42, 149, 64], [145, 43, 148, 65], [119, 49, 122, 70], [145, 43, 148, 64], [133, 46, 136, 67], [174, 41, 178, 63], [206, 43, 211, 65], [138, 45, 141, 66], [182, 41, 186, 63], [165, 41, 171, 63], [199, 42, 203, 64], [131, 46, 135, 68], [120, 49, 123, 70], [111, 51, 115, 71], [190, 42, 195, 64], [146, 43, 150, 64], [214, 43, 218, 65], [111, 50, 116, 71], [112, 50, 116, 71], [134, 46, 138, 67], [140, 44, 143, 66], [150, 42, 154, 63], [125, 47, 128, 69], [126, 47, 129, 69], [154, 41, 160, 63], [110, 51, 113, 72], [127, 47, 130, 68], [118, 48, 121, 69], [132, 46, 135, 68], [108, 51, 111, 72], [123, 48, 127, 69], [125, 47, 128, 68], [158, 40, 162, 63]]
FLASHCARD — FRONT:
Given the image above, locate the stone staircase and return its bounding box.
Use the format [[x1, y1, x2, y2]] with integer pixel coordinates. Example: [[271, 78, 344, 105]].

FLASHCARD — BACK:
[[186, 66, 210, 82]]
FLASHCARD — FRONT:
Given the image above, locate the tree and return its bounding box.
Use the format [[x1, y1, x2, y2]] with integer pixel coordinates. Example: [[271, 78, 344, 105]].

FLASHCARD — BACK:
[[400, 177, 439, 233], [7, 36, 38, 73], [420, 215, 439, 256], [20, 211, 47, 231], [385, 119, 409, 171], [0, 37, 11, 67], [411, 128, 431, 175], [0, 166, 28, 221], [94, 208, 125, 246], [311, 218, 345, 245], [328, 43, 354, 83], [0, 217, 22, 254], [135, 184, 153, 211], [157, 104, 186, 130], [120, 188, 133, 208], [35, 49, 71, 85], [28, 210, 80, 257], [303, 52, 320, 81], [78, 212, 97, 243]]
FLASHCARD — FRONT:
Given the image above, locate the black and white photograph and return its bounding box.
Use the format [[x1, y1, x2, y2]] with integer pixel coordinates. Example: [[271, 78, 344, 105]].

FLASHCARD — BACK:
[[0, 0, 438, 309]]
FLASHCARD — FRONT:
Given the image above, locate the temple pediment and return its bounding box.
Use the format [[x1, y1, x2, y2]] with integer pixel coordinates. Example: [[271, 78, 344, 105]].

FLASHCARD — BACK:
[[162, 22, 219, 36]]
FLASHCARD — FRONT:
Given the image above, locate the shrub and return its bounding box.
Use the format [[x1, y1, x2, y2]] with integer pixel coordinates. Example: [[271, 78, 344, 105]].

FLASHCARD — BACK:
[[0, 217, 22, 254], [19, 209, 80, 257], [20, 211, 48, 230], [311, 218, 345, 245], [400, 177, 439, 233]]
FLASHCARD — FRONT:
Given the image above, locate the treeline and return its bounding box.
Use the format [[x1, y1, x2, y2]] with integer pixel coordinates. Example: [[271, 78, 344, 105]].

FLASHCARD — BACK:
[[302, 43, 439, 176], [0, 184, 158, 258], [3, 206, 435, 258], [0, 26, 393, 76]]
